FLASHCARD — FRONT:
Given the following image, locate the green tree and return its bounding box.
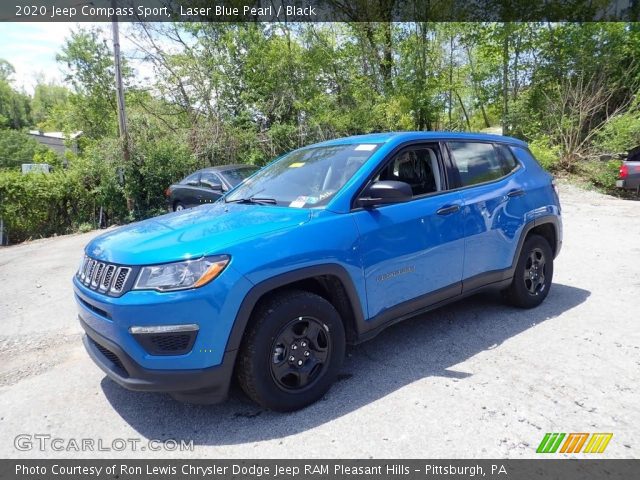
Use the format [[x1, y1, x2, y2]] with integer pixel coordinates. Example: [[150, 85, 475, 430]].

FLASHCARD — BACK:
[[0, 59, 31, 130], [56, 28, 128, 138], [31, 81, 70, 129], [0, 59, 16, 81], [0, 130, 49, 169]]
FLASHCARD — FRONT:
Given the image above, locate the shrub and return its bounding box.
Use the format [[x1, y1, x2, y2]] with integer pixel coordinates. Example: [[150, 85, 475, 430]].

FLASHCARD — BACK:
[[593, 109, 640, 154], [0, 169, 95, 242], [127, 134, 200, 217], [0, 130, 51, 170], [77, 222, 94, 233], [529, 136, 562, 171], [79, 138, 128, 222], [0, 137, 131, 243], [576, 159, 623, 192]]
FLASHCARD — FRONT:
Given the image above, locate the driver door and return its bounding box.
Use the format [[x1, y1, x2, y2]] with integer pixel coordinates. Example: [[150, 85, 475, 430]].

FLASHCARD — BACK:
[[198, 171, 225, 205], [352, 143, 465, 323]]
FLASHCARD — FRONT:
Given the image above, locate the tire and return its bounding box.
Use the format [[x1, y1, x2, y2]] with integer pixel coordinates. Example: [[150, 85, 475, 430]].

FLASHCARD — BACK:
[[173, 202, 185, 212], [503, 234, 554, 309], [237, 290, 345, 412]]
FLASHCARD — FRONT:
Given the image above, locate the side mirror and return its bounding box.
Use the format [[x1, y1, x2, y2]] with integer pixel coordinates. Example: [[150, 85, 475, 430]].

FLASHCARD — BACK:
[[357, 180, 413, 208], [202, 181, 223, 191]]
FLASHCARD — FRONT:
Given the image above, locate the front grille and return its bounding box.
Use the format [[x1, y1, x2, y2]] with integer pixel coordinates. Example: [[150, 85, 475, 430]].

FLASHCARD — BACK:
[[113, 268, 129, 292], [78, 256, 131, 295], [132, 331, 198, 356], [91, 339, 129, 377]]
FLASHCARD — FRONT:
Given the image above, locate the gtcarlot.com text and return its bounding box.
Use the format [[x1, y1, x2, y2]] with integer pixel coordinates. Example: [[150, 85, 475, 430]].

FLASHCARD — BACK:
[[14, 434, 193, 452]]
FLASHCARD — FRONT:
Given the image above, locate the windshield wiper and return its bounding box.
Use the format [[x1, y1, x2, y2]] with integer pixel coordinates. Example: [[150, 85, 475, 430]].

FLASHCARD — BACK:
[[225, 196, 278, 205]]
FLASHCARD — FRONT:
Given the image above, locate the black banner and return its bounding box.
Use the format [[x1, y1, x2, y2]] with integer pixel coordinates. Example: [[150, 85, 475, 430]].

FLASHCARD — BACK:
[[3, 0, 640, 22], [1, 460, 639, 480]]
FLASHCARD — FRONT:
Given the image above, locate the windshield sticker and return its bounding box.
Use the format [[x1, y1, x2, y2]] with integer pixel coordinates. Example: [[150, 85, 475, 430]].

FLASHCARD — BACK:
[[289, 162, 305, 168], [355, 144, 377, 151], [289, 196, 308, 208], [305, 196, 319, 205], [318, 190, 334, 201]]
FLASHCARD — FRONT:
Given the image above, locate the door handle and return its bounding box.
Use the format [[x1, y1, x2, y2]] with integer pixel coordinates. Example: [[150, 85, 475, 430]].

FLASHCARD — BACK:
[[436, 204, 460, 216], [507, 189, 525, 198]]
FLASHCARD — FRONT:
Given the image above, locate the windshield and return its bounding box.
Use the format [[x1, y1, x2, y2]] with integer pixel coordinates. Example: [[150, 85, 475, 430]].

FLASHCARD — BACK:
[[225, 144, 380, 207], [224, 166, 259, 186]]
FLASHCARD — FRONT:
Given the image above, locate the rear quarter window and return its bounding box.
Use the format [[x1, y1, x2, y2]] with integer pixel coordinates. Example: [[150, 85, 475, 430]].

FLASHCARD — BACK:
[[448, 142, 504, 186], [494, 143, 519, 175], [180, 172, 200, 185]]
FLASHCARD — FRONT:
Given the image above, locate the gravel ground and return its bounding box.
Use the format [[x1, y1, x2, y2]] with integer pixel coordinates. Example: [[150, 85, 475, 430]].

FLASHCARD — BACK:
[[0, 182, 638, 459]]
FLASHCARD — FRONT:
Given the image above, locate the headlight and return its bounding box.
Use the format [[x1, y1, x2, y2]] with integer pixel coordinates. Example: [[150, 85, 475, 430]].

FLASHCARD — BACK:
[[133, 255, 230, 292]]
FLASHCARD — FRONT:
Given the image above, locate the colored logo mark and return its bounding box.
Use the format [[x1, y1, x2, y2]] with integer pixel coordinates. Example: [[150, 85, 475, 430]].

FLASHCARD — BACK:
[[536, 433, 612, 454]]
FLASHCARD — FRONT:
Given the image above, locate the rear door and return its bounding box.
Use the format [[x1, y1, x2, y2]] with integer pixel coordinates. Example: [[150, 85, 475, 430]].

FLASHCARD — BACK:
[[173, 172, 201, 208], [446, 141, 528, 286], [353, 143, 465, 322]]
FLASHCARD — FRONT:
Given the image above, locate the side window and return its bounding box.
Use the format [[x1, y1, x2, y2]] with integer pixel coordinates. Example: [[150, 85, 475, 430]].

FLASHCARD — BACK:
[[200, 172, 223, 190], [494, 143, 519, 175], [376, 145, 443, 197], [448, 142, 504, 187], [181, 172, 200, 185]]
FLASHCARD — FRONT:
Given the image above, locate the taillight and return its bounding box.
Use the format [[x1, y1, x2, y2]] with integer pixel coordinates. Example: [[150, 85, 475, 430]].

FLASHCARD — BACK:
[[619, 164, 629, 179], [164, 187, 171, 197]]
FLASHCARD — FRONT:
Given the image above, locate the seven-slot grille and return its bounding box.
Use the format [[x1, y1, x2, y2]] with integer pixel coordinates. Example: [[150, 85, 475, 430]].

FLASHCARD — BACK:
[[78, 256, 131, 294]]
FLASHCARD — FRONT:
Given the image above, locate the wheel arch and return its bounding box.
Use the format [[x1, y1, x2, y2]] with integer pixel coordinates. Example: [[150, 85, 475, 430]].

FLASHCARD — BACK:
[[224, 264, 366, 354], [512, 215, 561, 273]]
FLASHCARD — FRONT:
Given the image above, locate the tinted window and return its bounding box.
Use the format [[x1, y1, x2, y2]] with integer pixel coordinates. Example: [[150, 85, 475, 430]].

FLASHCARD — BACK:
[[180, 172, 200, 185], [200, 172, 223, 190], [222, 166, 259, 186], [449, 142, 504, 186], [495, 144, 519, 175], [375, 146, 442, 196]]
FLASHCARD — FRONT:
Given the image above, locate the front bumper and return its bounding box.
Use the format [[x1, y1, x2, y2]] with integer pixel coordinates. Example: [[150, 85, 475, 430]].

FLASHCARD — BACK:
[[73, 264, 252, 370], [81, 316, 235, 403], [73, 261, 253, 403]]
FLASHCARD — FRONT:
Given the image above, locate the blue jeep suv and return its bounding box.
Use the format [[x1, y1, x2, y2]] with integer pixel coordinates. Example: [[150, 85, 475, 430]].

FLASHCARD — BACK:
[[74, 132, 562, 411]]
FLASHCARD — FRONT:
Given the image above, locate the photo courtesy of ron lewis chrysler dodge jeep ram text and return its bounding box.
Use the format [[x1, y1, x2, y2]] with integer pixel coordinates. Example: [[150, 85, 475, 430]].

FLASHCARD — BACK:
[[74, 132, 562, 411]]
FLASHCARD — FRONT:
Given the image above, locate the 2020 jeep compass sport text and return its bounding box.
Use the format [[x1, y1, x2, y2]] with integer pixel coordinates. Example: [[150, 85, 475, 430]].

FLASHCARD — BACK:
[[74, 132, 562, 411]]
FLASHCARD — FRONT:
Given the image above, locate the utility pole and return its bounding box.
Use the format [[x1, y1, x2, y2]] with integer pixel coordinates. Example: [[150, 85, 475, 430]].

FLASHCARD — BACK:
[[111, 1, 133, 213], [502, 23, 510, 136]]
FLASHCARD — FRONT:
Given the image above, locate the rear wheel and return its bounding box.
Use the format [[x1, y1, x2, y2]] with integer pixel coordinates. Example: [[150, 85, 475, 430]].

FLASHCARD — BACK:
[[237, 290, 345, 411], [174, 202, 185, 211], [503, 234, 553, 308]]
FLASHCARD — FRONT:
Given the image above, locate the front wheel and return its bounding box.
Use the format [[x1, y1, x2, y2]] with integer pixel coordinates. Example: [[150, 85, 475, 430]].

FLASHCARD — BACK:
[[237, 290, 345, 411], [503, 234, 554, 309]]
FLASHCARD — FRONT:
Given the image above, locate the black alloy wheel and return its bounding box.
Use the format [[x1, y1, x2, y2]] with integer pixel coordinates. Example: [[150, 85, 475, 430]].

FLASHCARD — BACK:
[[270, 316, 331, 391], [503, 234, 554, 309], [237, 290, 345, 411], [524, 247, 547, 296]]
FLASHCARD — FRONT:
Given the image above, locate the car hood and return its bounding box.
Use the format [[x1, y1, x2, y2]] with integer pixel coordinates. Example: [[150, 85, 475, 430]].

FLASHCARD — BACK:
[[85, 202, 312, 265]]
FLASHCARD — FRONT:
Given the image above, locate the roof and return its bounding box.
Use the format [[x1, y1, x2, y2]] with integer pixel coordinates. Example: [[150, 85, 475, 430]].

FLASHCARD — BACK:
[[312, 131, 528, 148], [28, 130, 83, 139], [199, 164, 257, 173]]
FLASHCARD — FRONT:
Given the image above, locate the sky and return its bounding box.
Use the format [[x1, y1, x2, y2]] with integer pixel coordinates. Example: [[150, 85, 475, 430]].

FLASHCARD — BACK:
[[0, 22, 147, 94]]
